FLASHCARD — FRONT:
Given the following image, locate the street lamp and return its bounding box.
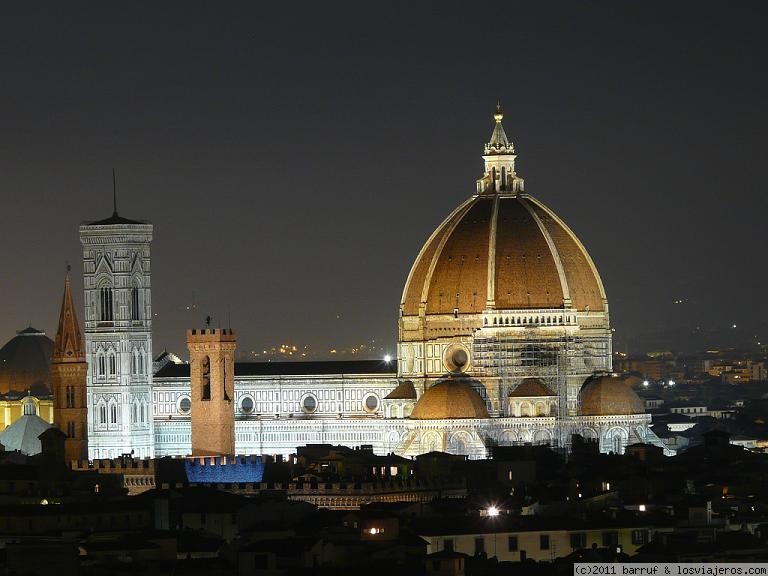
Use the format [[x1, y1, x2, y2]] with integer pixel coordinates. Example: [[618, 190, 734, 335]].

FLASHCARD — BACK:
[[486, 506, 500, 559]]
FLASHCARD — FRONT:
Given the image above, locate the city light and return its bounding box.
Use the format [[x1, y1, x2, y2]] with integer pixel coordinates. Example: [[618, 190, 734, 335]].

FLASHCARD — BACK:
[[487, 506, 499, 517], [383, 354, 392, 363], [642, 380, 649, 387]]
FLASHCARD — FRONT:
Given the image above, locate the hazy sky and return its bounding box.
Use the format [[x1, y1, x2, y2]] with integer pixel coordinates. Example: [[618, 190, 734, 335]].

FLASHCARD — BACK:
[[1, 2, 766, 358]]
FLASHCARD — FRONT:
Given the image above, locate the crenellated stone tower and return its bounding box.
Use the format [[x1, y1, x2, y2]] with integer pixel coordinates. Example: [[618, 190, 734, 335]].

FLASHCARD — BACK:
[[80, 206, 154, 459], [50, 268, 88, 461], [187, 328, 236, 456]]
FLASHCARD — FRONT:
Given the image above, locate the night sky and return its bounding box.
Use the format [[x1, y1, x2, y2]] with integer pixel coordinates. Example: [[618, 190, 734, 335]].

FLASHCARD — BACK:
[[1, 2, 766, 358]]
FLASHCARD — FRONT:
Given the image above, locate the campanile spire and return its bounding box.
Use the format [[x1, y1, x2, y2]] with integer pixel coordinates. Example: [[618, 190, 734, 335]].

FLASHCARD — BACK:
[[477, 104, 524, 195], [50, 267, 88, 461], [52, 267, 85, 362]]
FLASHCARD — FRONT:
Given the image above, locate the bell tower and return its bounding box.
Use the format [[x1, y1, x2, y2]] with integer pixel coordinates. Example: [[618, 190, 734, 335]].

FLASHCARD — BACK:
[[80, 200, 154, 460], [187, 327, 236, 456], [50, 268, 88, 461]]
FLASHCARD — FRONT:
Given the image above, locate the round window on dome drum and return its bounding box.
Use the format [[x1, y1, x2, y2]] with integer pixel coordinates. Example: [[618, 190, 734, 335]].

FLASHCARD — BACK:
[[178, 397, 191, 414], [302, 395, 317, 413], [443, 344, 470, 373], [240, 396, 254, 413]]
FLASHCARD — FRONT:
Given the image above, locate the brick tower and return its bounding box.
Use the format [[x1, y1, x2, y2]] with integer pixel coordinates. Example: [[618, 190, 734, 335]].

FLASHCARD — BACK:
[[187, 327, 236, 456], [50, 269, 89, 461]]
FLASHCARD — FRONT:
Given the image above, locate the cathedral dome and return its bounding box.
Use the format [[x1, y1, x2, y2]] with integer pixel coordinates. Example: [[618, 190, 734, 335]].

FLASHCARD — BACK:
[[0, 328, 53, 395], [410, 377, 489, 420], [400, 108, 606, 320], [400, 193, 606, 317], [578, 374, 645, 416]]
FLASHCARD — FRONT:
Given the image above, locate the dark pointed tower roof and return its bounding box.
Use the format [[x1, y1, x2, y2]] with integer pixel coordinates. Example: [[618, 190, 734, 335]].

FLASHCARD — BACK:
[[52, 269, 85, 363], [82, 170, 146, 226]]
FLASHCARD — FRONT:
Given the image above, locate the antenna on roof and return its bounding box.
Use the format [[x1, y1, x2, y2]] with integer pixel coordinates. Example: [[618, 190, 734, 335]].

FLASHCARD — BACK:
[[112, 167, 118, 216]]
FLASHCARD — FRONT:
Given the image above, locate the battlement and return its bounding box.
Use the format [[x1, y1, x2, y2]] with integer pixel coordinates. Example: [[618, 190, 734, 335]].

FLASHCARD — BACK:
[[184, 454, 264, 484], [71, 457, 156, 473], [186, 328, 236, 342]]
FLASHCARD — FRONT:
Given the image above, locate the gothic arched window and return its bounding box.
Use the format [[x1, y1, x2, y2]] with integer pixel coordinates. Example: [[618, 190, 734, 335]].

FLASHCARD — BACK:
[[138, 350, 144, 375], [132, 348, 138, 375], [99, 286, 114, 322], [108, 350, 117, 377], [131, 283, 140, 321], [110, 404, 118, 424], [99, 404, 107, 425], [97, 353, 106, 379]]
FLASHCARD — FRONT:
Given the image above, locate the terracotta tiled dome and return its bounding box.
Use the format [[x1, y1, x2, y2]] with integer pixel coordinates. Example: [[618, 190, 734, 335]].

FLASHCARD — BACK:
[[410, 377, 489, 420], [578, 375, 645, 416], [400, 193, 606, 317], [508, 378, 556, 397]]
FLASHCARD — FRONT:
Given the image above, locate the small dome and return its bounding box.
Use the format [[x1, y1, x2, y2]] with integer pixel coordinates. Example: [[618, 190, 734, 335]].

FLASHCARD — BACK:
[[410, 377, 489, 420], [508, 378, 556, 397], [0, 327, 53, 394], [384, 380, 417, 400], [0, 412, 54, 455], [579, 374, 645, 416]]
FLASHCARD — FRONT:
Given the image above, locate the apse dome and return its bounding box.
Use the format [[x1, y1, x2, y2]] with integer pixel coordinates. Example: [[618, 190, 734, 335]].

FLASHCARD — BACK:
[[578, 374, 645, 416], [410, 376, 489, 420]]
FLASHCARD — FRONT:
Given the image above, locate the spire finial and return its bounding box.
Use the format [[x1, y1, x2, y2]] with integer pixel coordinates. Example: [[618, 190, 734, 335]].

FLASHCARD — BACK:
[[112, 167, 118, 217], [494, 102, 503, 123]]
